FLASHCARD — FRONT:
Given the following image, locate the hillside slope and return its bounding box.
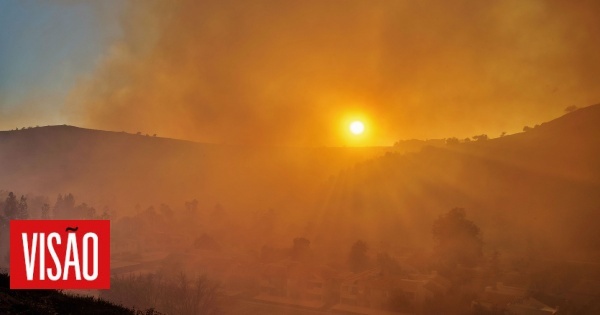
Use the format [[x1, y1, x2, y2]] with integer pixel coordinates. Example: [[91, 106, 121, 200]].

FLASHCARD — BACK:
[[310, 105, 600, 258], [0, 274, 133, 315]]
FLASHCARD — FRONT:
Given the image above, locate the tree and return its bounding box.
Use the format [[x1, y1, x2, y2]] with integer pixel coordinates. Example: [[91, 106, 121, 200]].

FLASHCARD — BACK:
[[472, 134, 488, 142], [41, 203, 50, 219], [348, 240, 370, 272], [76, 203, 96, 219], [565, 105, 578, 113], [52, 194, 64, 218], [432, 208, 483, 268], [17, 195, 28, 219], [0, 214, 7, 228], [100, 209, 110, 220], [185, 199, 199, 213], [445, 137, 460, 145], [53, 193, 75, 219], [4, 192, 18, 219]]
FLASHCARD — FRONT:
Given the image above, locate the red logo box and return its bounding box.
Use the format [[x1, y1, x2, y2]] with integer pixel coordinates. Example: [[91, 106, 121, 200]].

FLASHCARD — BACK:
[[10, 220, 110, 289]]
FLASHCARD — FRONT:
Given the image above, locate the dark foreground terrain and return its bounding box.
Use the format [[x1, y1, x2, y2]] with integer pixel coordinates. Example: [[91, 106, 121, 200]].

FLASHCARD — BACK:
[[0, 273, 134, 315]]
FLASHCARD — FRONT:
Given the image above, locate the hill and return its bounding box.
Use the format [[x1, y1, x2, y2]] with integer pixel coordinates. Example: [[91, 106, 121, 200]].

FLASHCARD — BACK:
[[309, 105, 600, 259]]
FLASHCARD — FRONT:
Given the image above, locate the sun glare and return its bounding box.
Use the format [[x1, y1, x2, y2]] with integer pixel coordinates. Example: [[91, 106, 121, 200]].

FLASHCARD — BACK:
[[349, 121, 365, 135]]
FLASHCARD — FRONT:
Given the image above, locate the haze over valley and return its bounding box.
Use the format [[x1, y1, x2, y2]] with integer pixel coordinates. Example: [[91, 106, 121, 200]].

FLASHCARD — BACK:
[[3, 1, 600, 313]]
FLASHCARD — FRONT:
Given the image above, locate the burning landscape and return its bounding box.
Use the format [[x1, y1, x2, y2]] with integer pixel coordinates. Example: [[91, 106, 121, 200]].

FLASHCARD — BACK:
[[1, 1, 600, 314]]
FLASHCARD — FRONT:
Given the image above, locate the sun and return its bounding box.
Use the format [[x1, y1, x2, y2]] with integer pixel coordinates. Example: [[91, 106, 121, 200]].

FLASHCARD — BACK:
[[349, 120, 365, 135]]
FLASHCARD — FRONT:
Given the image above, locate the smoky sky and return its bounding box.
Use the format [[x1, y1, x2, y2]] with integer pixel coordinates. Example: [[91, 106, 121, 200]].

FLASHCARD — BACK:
[[67, 0, 600, 145]]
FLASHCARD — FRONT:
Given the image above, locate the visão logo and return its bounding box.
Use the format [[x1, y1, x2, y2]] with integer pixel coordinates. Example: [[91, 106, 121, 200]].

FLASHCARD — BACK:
[[10, 220, 110, 289]]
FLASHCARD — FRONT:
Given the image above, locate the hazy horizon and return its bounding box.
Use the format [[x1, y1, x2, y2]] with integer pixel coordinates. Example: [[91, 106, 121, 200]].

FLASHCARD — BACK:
[[0, 103, 583, 147]]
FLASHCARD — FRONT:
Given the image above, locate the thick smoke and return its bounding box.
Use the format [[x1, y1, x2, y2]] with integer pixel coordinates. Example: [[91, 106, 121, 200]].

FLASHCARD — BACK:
[[68, 0, 600, 145]]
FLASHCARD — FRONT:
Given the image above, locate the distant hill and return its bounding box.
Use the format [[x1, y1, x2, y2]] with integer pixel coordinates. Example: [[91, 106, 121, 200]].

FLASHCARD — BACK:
[[0, 273, 133, 314], [0, 125, 392, 214], [309, 104, 600, 259]]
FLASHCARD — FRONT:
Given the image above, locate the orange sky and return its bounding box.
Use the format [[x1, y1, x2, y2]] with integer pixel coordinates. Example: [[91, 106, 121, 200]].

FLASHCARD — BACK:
[[4, 1, 600, 146]]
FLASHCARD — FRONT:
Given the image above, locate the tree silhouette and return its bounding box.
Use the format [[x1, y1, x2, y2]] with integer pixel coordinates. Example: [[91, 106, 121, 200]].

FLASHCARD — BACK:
[[472, 134, 488, 142], [185, 199, 198, 213], [52, 194, 64, 218], [0, 214, 7, 228], [4, 192, 18, 220], [17, 195, 28, 219], [100, 209, 110, 220], [445, 137, 460, 145], [348, 240, 369, 272], [75, 203, 96, 219], [53, 193, 75, 219], [565, 105, 578, 113], [432, 208, 483, 268], [41, 203, 50, 219]]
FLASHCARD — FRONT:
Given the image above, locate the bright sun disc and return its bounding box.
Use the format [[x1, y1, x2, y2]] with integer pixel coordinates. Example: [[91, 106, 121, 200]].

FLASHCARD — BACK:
[[349, 121, 365, 135]]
